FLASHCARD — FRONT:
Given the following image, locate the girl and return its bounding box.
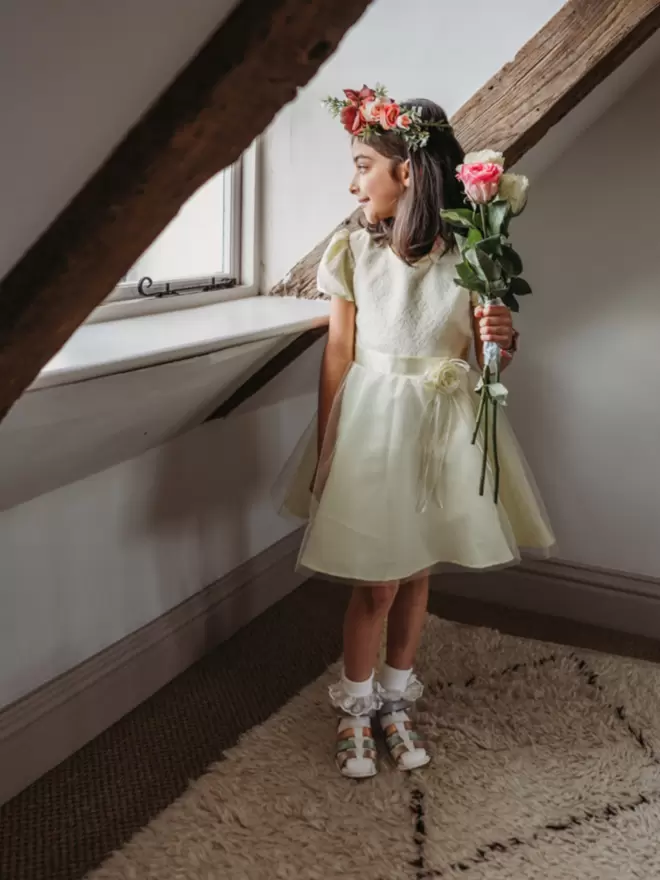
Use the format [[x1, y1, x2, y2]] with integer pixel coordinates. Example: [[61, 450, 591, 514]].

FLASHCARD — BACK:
[[281, 90, 555, 778]]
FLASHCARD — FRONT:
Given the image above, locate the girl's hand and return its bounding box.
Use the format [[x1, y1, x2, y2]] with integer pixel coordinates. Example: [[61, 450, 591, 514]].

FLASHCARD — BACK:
[[474, 303, 514, 349]]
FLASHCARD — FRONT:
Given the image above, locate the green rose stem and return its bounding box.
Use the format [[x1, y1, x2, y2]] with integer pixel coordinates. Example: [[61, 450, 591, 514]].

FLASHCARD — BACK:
[[480, 378, 490, 497], [471, 201, 490, 449], [490, 337, 502, 505], [479, 203, 488, 239], [492, 385, 501, 504], [472, 378, 487, 445], [480, 199, 502, 503]]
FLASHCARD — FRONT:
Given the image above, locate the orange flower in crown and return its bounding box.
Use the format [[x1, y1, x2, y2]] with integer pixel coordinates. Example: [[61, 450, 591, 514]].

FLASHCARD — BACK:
[[323, 83, 449, 150]]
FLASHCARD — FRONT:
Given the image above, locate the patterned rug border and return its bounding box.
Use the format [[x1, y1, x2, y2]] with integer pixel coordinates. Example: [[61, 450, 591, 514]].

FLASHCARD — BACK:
[[404, 644, 660, 879]]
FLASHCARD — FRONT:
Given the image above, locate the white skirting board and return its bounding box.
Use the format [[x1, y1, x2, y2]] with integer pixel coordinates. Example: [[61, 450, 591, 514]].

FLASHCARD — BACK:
[[2, 537, 659, 806], [0, 530, 306, 807]]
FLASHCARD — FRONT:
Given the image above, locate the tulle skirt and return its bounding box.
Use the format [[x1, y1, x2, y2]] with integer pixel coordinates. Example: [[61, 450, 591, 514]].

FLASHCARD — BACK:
[[276, 346, 555, 585]]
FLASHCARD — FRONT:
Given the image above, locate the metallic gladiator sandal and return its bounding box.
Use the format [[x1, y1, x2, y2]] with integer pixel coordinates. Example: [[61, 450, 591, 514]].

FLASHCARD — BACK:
[[329, 673, 382, 779], [335, 717, 378, 779], [378, 674, 430, 772]]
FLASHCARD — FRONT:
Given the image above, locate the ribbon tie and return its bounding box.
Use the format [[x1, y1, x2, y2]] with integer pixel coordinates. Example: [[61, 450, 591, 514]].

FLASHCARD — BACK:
[[416, 359, 471, 513]]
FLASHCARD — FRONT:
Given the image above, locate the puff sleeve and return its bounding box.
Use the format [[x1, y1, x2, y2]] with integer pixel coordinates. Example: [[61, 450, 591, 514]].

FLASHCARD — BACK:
[[317, 228, 355, 301]]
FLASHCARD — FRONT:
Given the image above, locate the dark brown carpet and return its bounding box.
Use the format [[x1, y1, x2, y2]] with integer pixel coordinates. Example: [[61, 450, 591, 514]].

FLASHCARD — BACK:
[[3, 580, 660, 880]]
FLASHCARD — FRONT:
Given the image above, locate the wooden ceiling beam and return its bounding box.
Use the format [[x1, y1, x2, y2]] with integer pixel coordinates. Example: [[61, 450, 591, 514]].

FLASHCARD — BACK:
[[269, 0, 660, 301], [0, 0, 374, 417]]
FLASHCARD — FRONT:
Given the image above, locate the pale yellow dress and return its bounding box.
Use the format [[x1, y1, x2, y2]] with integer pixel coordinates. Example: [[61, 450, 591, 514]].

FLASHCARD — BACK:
[[279, 227, 555, 584]]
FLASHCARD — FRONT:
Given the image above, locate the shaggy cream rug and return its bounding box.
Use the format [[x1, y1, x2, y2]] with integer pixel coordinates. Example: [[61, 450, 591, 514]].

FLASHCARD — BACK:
[[88, 616, 660, 880]]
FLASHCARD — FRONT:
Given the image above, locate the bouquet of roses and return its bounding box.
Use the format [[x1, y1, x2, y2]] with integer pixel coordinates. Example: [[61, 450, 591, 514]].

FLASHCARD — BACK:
[[440, 151, 531, 503]]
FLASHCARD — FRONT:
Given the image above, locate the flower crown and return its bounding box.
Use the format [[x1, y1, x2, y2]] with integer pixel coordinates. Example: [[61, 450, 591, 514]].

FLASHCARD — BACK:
[[323, 84, 451, 151]]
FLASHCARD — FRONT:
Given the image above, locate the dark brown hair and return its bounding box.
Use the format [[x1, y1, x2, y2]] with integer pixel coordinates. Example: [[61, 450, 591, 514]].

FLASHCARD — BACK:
[[358, 98, 465, 263]]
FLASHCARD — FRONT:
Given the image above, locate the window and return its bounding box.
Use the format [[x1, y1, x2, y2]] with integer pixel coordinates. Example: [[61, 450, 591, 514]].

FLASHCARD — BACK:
[[91, 140, 260, 322]]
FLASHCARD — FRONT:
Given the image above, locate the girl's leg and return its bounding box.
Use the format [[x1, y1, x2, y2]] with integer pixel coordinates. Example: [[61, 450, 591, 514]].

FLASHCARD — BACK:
[[379, 573, 431, 771], [343, 582, 400, 682], [385, 572, 429, 670], [333, 583, 399, 779]]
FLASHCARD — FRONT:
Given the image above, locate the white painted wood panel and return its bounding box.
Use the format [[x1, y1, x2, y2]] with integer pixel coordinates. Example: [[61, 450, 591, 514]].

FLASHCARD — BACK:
[[0, 339, 285, 510]]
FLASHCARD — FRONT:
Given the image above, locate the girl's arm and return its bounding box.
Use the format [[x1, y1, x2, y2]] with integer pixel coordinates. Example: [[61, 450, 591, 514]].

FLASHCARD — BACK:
[[318, 296, 356, 456], [472, 303, 516, 372]]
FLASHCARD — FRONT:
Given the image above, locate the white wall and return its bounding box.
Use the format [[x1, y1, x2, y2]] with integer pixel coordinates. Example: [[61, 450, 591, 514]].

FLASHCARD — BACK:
[[0, 342, 322, 710], [0, 0, 240, 280], [261, 1, 660, 578], [504, 60, 660, 576]]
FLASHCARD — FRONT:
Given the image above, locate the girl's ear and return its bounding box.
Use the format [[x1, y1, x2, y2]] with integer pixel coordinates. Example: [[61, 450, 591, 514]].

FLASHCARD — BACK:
[[399, 158, 411, 189]]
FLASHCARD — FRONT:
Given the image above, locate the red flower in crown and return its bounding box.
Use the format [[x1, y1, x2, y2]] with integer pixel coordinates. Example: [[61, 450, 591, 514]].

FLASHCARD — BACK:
[[340, 104, 366, 135], [339, 85, 377, 135], [343, 85, 376, 106]]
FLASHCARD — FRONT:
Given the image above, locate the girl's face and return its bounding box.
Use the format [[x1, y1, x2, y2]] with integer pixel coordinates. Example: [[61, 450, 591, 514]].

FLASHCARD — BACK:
[[350, 142, 410, 224]]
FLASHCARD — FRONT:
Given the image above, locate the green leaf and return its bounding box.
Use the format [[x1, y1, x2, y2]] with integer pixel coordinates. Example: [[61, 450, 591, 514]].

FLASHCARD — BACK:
[[456, 262, 479, 285], [476, 235, 503, 257], [467, 227, 483, 247], [489, 382, 509, 405], [465, 249, 487, 282], [509, 277, 532, 296], [501, 292, 520, 313], [499, 245, 523, 277], [454, 232, 467, 251], [440, 208, 477, 229], [454, 278, 487, 294], [466, 247, 501, 284], [488, 200, 510, 237], [502, 209, 516, 237]]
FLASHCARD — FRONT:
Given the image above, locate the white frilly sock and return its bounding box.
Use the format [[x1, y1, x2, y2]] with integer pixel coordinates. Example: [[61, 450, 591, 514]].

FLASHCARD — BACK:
[[329, 669, 380, 717], [379, 663, 413, 696], [343, 670, 375, 699]]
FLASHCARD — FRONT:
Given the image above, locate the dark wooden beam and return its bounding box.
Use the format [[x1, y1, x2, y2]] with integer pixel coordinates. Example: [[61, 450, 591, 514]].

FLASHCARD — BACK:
[[269, 0, 660, 300], [0, 0, 374, 417], [457, 0, 660, 165]]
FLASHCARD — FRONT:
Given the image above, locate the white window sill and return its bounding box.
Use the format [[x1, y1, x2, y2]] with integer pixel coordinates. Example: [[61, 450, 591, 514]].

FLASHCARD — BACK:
[[30, 296, 330, 392]]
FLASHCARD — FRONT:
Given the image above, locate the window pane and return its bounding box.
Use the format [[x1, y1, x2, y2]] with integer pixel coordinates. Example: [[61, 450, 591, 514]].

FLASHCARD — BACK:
[[123, 168, 229, 284]]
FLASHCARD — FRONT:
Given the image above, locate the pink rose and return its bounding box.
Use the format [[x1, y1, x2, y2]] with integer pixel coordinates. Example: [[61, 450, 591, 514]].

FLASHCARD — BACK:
[[378, 101, 400, 130], [341, 104, 365, 135], [456, 162, 503, 204], [396, 114, 412, 130]]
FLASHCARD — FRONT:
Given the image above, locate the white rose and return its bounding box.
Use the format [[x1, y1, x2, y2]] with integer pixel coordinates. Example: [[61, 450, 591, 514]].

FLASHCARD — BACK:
[[463, 149, 505, 167], [424, 361, 467, 395], [361, 100, 382, 123], [498, 173, 529, 215]]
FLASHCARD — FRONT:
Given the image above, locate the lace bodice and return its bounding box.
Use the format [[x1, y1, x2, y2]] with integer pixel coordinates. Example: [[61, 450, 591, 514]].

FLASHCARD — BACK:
[[317, 227, 473, 359]]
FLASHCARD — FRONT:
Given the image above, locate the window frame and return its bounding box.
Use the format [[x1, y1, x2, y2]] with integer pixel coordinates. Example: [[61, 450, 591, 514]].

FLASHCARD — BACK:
[[87, 139, 261, 325]]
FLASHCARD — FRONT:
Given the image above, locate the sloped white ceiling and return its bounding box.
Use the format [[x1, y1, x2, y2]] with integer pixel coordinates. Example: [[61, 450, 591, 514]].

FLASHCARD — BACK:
[[0, 0, 241, 280]]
